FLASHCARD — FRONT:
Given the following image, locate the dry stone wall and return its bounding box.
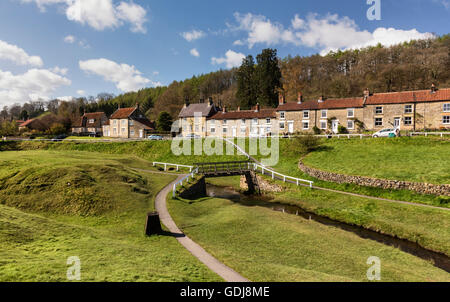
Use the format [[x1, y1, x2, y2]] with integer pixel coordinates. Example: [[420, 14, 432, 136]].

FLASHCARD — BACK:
[[299, 161, 450, 196]]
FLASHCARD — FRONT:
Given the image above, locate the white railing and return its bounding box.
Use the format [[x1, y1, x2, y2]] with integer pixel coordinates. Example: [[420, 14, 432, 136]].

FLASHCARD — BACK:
[[172, 167, 199, 197], [274, 134, 371, 139], [153, 162, 194, 172], [252, 163, 314, 188], [410, 132, 450, 138]]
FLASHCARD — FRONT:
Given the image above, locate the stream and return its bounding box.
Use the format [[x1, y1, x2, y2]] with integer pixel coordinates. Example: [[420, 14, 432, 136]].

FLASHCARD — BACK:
[[206, 184, 450, 273]]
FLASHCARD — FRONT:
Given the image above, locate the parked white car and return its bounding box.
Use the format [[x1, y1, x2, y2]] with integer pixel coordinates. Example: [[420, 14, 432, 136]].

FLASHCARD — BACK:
[[372, 128, 400, 138]]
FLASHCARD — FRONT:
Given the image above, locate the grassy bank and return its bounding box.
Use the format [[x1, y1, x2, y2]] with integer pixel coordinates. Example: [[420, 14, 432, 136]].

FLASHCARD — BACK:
[[302, 137, 450, 185], [168, 194, 450, 282], [0, 150, 221, 281], [206, 176, 450, 257]]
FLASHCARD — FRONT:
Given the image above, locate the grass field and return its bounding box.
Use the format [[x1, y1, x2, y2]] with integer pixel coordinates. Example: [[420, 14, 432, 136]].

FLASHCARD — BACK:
[[0, 150, 221, 282], [302, 137, 450, 185], [168, 193, 450, 282]]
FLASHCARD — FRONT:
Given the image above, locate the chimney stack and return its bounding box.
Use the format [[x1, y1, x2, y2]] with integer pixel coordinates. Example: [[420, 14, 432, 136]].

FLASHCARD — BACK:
[[136, 102, 140, 110], [297, 92, 303, 104], [278, 93, 285, 106], [255, 103, 260, 113], [431, 83, 437, 93], [237, 106, 241, 112], [223, 106, 227, 114], [318, 96, 324, 103], [184, 97, 190, 108], [208, 97, 213, 107], [364, 88, 370, 98]]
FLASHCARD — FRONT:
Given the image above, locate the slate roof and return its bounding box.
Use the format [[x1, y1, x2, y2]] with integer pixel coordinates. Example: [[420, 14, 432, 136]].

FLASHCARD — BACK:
[[209, 108, 277, 120], [178, 103, 219, 118]]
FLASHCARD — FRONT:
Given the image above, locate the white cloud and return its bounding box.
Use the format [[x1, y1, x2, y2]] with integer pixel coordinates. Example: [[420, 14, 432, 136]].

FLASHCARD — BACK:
[[79, 58, 160, 92], [190, 48, 200, 57], [77, 89, 86, 95], [0, 39, 43, 67], [56, 96, 74, 101], [295, 14, 435, 55], [152, 71, 159, 76], [211, 50, 245, 69], [181, 30, 206, 42], [22, 0, 148, 33], [64, 35, 76, 43], [0, 68, 71, 106], [231, 13, 299, 49], [230, 12, 434, 55], [50, 66, 68, 75], [116, 1, 147, 33]]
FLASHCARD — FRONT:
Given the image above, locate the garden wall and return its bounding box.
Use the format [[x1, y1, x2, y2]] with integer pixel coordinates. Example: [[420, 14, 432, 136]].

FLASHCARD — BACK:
[[299, 161, 450, 197]]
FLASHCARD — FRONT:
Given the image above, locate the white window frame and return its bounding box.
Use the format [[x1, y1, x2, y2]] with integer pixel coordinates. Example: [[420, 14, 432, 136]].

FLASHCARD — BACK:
[[130, 130, 135, 136], [266, 118, 271, 124], [252, 118, 258, 125], [443, 116, 450, 125], [347, 120, 354, 130], [210, 127, 216, 133], [129, 120, 134, 126], [444, 104, 450, 113], [321, 110, 327, 119], [375, 118, 383, 127], [375, 107, 383, 115], [279, 122, 285, 130], [241, 119, 246, 124], [405, 105, 413, 114], [88, 119, 95, 124], [222, 127, 228, 134], [280, 112, 286, 120], [303, 110, 310, 119], [347, 108, 355, 118], [404, 117, 413, 125], [320, 120, 327, 130], [302, 121, 309, 130], [223, 119, 227, 125]]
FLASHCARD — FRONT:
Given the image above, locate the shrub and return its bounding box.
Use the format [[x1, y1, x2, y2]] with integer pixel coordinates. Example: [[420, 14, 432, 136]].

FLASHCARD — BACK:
[[292, 134, 322, 155], [313, 126, 322, 135], [338, 125, 349, 134]]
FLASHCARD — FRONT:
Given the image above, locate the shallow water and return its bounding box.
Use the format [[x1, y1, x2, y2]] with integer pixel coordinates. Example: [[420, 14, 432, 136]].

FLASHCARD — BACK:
[[206, 184, 450, 273]]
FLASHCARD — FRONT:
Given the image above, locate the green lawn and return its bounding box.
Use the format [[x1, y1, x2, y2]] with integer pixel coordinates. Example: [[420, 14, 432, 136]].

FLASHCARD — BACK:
[[168, 193, 450, 282], [302, 137, 450, 185], [0, 150, 221, 282]]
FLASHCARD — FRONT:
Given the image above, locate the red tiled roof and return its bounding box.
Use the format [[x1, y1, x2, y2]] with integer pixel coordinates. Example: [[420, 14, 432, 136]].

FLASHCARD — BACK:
[[277, 88, 450, 111], [209, 108, 277, 120], [110, 107, 137, 119], [365, 88, 450, 105], [19, 119, 36, 127]]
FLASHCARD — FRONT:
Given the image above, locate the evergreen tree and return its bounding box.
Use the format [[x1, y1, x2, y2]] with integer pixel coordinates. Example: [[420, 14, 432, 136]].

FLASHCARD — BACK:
[[236, 55, 256, 109], [255, 49, 282, 107], [156, 111, 173, 132]]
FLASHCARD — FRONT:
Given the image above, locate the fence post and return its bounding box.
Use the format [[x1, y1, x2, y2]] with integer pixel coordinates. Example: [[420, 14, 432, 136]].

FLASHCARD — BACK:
[[177, 165, 179, 172], [173, 184, 176, 197], [296, 179, 299, 186], [272, 172, 274, 180], [164, 164, 167, 171]]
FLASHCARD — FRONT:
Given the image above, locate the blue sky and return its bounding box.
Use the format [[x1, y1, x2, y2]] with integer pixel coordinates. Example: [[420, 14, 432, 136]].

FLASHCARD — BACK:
[[0, 0, 449, 107]]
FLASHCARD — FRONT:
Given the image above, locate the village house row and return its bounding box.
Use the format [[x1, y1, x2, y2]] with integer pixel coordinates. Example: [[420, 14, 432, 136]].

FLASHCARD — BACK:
[[178, 86, 450, 137], [69, 86, 450, 138]]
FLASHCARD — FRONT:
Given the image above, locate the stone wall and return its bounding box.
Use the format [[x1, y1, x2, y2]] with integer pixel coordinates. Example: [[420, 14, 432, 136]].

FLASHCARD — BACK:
[[299, 161, 450, 197], [240, 173, 284, 193]]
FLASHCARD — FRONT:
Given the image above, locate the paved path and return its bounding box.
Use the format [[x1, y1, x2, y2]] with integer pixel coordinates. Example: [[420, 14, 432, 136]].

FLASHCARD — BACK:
[[224, 139, 450, 212], [155, 176, 250, 282]]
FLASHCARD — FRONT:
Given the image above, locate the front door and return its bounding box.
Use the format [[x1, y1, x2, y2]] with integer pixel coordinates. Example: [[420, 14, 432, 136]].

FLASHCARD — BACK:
[[394, 118, 401, 129], [232, 127, 237, 137], [288, 121, 294, 134], [332, 120, 339, 134], [139, 129, 144, 138]]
